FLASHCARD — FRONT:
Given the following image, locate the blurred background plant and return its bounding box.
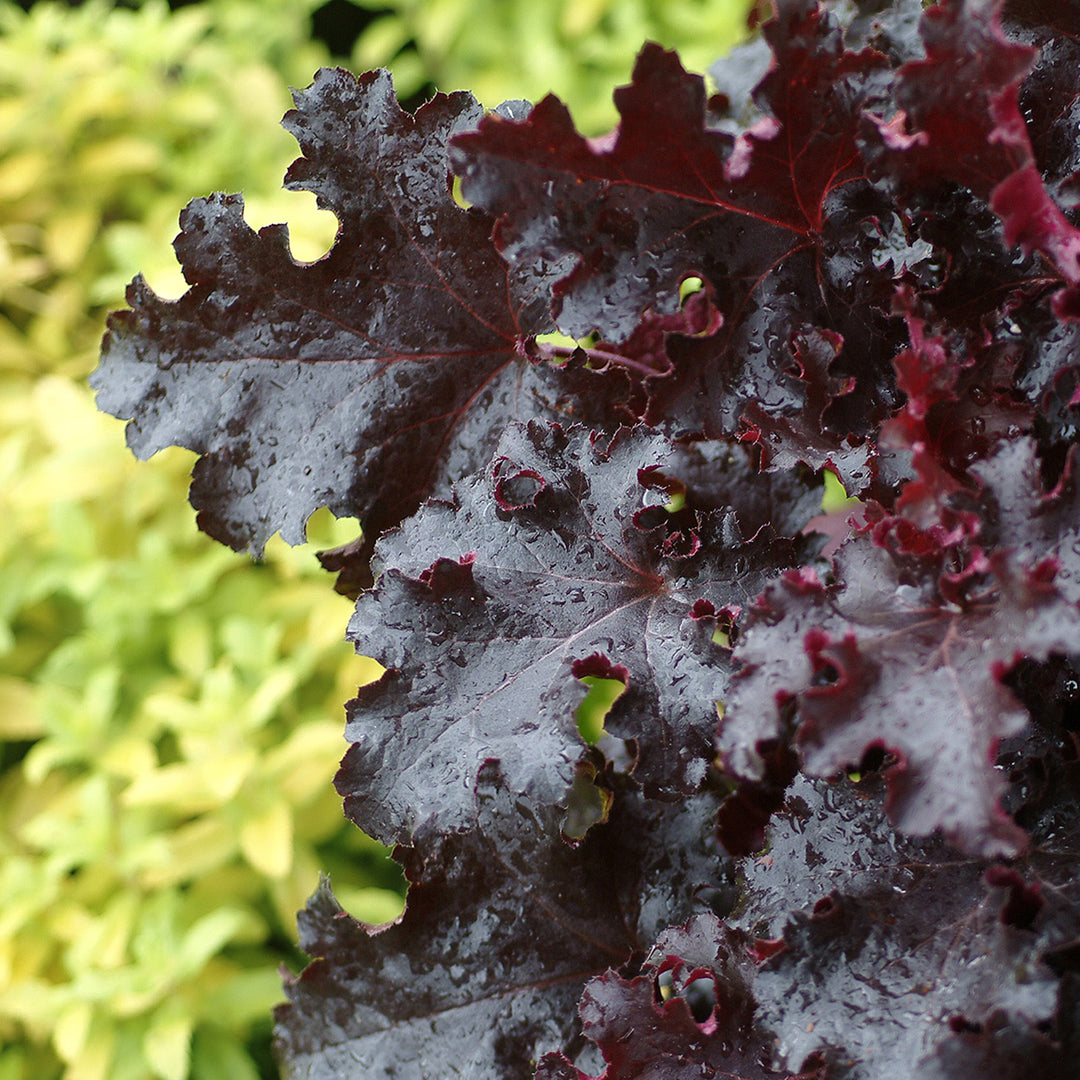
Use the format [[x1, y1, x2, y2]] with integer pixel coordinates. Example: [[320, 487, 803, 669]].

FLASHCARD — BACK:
[[319, 0, 755, 134], [0, 0, 751, 1077]]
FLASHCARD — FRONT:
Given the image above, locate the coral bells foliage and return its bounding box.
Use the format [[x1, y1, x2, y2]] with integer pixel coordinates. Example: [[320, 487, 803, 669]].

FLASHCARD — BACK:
[[93, 0, 1080, 1076]]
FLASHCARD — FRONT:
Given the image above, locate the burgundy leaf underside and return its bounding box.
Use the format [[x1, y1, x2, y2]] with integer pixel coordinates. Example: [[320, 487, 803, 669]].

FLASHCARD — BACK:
[[449, 8, 900, 489]]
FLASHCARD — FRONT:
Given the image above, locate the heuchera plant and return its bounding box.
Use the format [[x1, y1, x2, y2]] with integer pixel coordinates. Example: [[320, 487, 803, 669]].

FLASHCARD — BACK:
[[92, 0, 1080, 1076]]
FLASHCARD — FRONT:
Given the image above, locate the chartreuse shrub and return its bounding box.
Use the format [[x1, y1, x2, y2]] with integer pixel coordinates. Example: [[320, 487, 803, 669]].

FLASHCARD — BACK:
[[344, 0, 757, 133], [0, 0, 335, 379], [0, 3, 384, 1079], [0, 405, 396, 1079], [92, 0, 1080, 1077], [1, 2, 759, 1079]]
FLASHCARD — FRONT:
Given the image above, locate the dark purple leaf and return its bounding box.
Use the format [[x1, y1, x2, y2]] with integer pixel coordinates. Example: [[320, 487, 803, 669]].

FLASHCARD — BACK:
[[866, 0, 1080, 289], [87, 1, 1080, 1077], [731, 772, 1080, 1078], [870, 0, 1035, 195], [1004, 2, 1080, 193], [920, 1010, 1079, 1080], [538, 760, 1080, 1079], [877, 286, 1034, 526], [1004, 0, 1080, 36], [972, 437, 1080, 603], [720, 514, 1080, 854], [830, 0, 927, 64], [451, 14, 887, 341], [276, 764, 735, 1080], [536, 914, 827, 1080], [450, 14, 902, 482], [92, 68, 555, 555], [274, 764, 634, 1080], [337, 421, 814, 845]]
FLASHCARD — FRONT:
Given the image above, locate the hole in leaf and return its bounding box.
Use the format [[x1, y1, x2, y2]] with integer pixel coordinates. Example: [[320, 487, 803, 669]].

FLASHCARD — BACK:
[[812, 894, 841, 919], [533, 329, 598, 362], [811, 662, 839, 687], [683, 976, 718, 1024], [856, 743, 888, 777], [711, 608, 739, 649], [821, 467, 861, 514], [638, 465, 687, 510], [243, 189, 339, 264], [679, 275, 704, 302], [661, 528, 700, 560], [561, 762, 612, 841], [302, 506, 364, 548], [317, 829, 407, 928], [451, 174, 472, 210], [418, 553, 478, 600], [654, 964, 718, 1024], [665, 490, 687, 513], [633, 505, 669, 531], [575, 675, 627, 745], [494, 468, 545, 510], [630, 505, 669, 531]]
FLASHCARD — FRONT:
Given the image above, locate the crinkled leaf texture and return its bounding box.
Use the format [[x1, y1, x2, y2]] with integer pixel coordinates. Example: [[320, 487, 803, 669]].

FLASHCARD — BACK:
[[729, 770, 1080, 1078], [91, 0, 1080, 1077], [535, 913, 828, 1080], [275, 765, 637, 1080], [337, 420, 813, 846], [275, 766, 730, 1079], [720, 521, 1080, 855], [92, 68, 556, 555], [449, 4, 903, 490], [865, 0, 1080, 288], [535, 765, 1080, 1079]]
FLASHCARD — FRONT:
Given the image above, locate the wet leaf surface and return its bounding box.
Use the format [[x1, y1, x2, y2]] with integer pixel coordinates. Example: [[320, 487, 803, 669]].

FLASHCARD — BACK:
[[93, 69, 557, 555], [450, 7, 903, 485], [732, 771, 1080, 1078], [276, 766, 730, 1079], [92, 1, 1080, 1077], [721, 523, 1080, 855], [338, 421, 815, 845]]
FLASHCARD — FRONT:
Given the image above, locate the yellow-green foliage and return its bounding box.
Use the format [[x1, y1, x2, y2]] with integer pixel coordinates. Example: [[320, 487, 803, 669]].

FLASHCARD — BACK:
[[0, 1, 753, 1078], [349, 0, 756, 133], [0, 0, 336, 379], [0, 4, 390, 1079]]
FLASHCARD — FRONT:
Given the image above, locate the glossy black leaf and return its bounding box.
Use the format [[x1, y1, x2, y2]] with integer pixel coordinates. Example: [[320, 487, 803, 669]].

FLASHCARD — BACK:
[[338, 420, 814, 846], [93, 69, 557, 555]]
